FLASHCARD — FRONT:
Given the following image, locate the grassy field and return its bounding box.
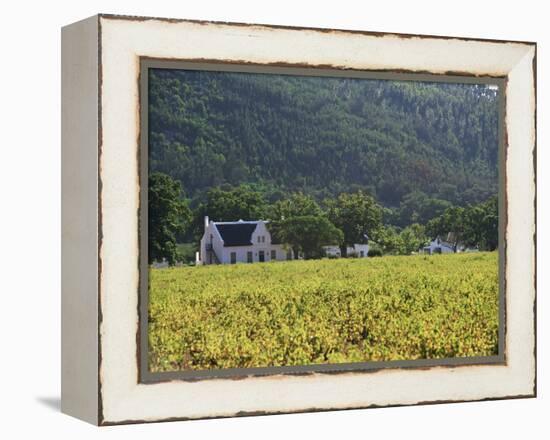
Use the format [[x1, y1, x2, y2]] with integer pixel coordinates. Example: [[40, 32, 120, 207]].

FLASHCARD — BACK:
[[148, 252, 499, 372]]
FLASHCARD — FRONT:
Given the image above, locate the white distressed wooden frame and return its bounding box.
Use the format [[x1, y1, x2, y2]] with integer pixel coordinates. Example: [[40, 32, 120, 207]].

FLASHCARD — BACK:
[[61, 14, 536, 425]]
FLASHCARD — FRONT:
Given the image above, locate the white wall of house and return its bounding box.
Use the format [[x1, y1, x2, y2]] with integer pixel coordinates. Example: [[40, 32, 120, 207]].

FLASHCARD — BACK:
[[422, 238, 455, 255], [249, 221, 270, 249], [199, 216, 225, 265], [221, 245, 257, 264], [271, 244, 293, 261], [422, 232, 482, 255], [221, 244, 293, 264], [350, 243, 369, 258], [323, 244, 369, 258]]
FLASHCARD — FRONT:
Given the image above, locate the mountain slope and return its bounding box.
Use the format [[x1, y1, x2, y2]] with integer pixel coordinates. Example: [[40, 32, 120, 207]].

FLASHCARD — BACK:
[[148, 68, 499, 208]]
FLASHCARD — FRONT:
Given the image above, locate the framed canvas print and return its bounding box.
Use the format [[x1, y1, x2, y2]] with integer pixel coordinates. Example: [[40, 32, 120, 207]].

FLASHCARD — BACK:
[[61, 14, 536, 425]]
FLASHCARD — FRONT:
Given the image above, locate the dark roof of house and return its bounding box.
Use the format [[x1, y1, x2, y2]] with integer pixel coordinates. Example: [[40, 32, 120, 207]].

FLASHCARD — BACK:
[[215, 222, 258, 247]]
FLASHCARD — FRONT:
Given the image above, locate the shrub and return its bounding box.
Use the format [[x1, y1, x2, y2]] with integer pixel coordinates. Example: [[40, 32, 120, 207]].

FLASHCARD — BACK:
[[368, 248, 383, 257]]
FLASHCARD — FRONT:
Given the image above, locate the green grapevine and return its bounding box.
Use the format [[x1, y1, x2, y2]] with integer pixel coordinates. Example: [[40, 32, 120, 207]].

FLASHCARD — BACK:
[[148, 252, 499, 372]]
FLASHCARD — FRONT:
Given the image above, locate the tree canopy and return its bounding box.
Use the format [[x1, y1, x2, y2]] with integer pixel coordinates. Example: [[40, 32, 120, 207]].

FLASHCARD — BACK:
[[148, 172, 191, 264], [149, 69, 499, 210], [271, 215, 344, 259], [191, 185, 267, 241], [325, 191, 383, 256], [426, 196, 498, 251], [266, 193, 324, 220]]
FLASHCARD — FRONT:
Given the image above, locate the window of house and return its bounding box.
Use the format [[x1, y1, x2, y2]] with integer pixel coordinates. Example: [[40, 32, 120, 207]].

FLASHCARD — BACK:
[[230, 252, 237, 264], [247, 251, 253, 263], [257, 236, 261, 243], [262, 236, 266, 243], [271, 250, 276, 260]]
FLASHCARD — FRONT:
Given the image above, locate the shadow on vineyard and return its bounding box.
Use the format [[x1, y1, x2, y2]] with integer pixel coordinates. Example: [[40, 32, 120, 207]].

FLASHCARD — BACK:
[[148, 252, 499, 372]]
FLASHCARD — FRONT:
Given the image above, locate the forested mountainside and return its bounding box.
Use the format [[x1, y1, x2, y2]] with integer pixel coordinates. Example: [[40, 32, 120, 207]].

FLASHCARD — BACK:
[[148, 68, 499, 215]]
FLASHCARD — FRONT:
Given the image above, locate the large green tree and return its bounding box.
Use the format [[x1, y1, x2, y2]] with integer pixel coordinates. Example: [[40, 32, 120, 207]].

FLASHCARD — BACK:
[[399, 223, 429, 255], [272, 215, 343, 259], [397, 191, 452, 227], [371, 226, 401, 255], [463, 196, 498, 250], [426, 206, 465, 251], [266, 192, 323, 220], [148, 172, 191, 265], [192, 185, 267, 240], [426, 196, 498, 251], [325, 191, 383, 257]]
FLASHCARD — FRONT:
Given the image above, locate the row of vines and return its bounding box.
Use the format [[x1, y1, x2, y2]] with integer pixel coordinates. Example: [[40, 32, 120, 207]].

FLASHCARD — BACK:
[[148, 252, 499, 372]]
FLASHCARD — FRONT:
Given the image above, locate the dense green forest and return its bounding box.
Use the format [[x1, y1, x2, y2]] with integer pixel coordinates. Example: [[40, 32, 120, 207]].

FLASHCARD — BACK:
[[149, 69, 499, 215]]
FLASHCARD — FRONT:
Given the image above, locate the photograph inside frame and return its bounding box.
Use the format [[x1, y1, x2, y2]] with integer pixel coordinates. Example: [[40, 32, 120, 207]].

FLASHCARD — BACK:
[[143, 64, 503, 375]]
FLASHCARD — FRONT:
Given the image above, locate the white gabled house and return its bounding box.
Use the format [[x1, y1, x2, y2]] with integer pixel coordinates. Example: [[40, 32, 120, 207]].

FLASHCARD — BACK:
[[197, 216, 293, 265], [422, 237, 455, 255], [421, 233, 479, 255]]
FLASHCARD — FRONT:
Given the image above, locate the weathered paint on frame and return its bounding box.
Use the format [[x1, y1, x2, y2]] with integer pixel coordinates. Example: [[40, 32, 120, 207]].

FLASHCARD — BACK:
[[61, 13, 536, 425]]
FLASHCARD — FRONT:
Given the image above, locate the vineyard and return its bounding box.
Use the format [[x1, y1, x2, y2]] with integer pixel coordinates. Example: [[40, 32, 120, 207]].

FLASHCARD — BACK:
[[148, 252, 499, 372]]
